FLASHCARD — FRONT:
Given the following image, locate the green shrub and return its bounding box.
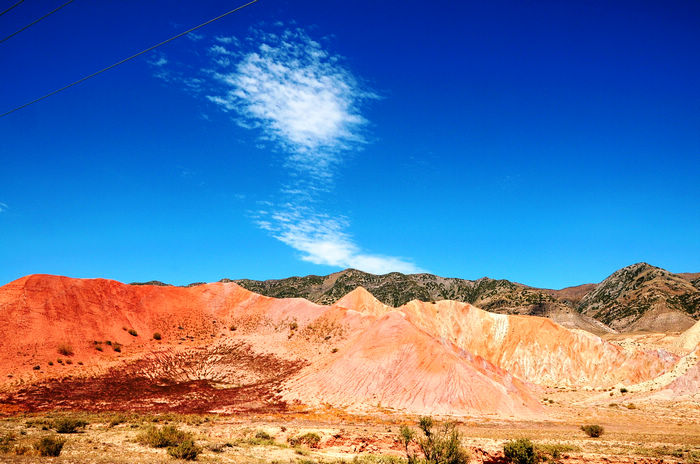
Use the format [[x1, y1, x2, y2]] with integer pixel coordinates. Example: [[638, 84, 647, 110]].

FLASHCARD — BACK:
[[580, 424, 604, 438], [153, 332, 162, 340], [112, 342, 122, 352], [54, 417, 88, 433], [288, 432, 321, 448], [620, 387, 628, 393], [167, 440, 201, 460], [57, 343, 74, 356], [128, 329, 138, 336], [138, 425, 192, 448], [504, 438, 536, 464], [399, 416, 470, 464], [34, 436, 66, 456]]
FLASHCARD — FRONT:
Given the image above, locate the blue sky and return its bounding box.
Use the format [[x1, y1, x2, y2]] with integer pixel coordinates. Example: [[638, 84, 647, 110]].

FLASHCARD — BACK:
[[1, 0, 699, 289]]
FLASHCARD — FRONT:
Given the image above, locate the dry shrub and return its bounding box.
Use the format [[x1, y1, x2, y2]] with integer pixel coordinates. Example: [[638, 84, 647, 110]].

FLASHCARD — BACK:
[[288, 432, 320, 448], [167, 440, 201, 460], [53, 417, 88, 433], [580, 424, 604, 438], [399, 416, 470, 464], [34, 436, 66, 456], [138, 425, 192, 448], [57, 343, 74, 356]]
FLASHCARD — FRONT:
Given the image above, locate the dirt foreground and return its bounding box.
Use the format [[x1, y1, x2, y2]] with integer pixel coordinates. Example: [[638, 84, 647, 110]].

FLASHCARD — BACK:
[[0, 394, 698, 464]]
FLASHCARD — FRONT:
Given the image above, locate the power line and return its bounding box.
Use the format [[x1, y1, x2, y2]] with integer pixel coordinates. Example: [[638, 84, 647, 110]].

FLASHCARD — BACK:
[[0, 0, 259, 118], [0, 0, 75, 44], [0, 0, 25, 17]]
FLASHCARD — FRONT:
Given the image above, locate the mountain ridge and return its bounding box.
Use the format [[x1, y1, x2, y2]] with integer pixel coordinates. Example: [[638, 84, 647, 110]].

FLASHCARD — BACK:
[[224, 262, 699, 333]]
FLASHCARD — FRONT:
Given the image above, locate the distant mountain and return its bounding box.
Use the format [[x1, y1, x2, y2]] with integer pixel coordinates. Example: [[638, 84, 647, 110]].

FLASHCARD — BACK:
[[232, 269, 606, 331], [230, 263, 699, 334], [577, 263, 700, 332]]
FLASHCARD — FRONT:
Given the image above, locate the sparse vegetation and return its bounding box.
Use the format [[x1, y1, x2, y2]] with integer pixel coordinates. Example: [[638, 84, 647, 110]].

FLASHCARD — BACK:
[[503, 438, 536, 464], [128, 329, 138, 336], [288, 432, 321, 448], [108, 414, 128, 427], [399, 416, 470, 464], [619, 387, 628, 393], [57, 343, 74, 356], [535, 443, 580, 462], [580, 424, 604, 438], [0, 433, 14, 453], [138, 425, 192, 448], [34, 436, 66, 456], [112, 342, 122, 352], [53, 417, 88, 433], [153, 332, 162, 340], [167, 440, 201, 460]]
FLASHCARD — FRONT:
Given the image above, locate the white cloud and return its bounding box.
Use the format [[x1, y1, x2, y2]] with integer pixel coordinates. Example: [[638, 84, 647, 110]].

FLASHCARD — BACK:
[[215, 35, 239, 46], [205, 28, 377, 180], [0, 202, 7, 213], [209, 45, 232, 56], [148, 52, 168, 67], [150, 26, 422, 275], [257, 206, 423, 275]]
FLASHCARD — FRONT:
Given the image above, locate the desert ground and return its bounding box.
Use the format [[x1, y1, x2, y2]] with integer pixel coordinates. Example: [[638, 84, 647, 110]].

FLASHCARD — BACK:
[[0, 393, 698, 463]]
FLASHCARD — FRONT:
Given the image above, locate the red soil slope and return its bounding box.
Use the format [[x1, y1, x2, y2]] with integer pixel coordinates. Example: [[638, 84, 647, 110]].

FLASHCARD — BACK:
[[0, 275, 680, 418]]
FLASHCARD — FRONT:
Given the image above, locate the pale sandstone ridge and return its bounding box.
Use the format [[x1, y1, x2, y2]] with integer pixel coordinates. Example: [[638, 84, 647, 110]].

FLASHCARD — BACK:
[[398, 299, 676, 388], [0, 274, 684, 418], [676, 320, 700, 351], [333, 286, 393, 316]]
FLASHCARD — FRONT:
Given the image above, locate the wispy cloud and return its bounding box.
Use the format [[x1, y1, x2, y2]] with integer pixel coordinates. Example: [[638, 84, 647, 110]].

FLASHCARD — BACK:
[[0, 202, 8, 213], [256, 206, 422, 274], [150, 26, 422, 275], [148, 53, 168, 67]]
